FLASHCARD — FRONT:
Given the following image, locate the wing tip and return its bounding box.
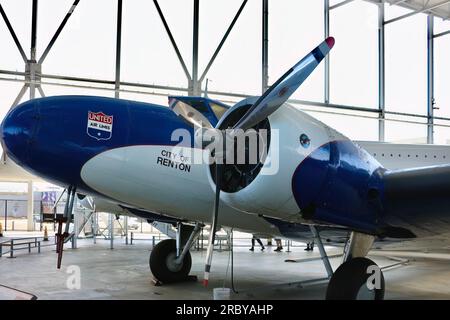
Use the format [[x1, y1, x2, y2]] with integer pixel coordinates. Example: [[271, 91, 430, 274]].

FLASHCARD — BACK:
[[325, 36, 335, 49]]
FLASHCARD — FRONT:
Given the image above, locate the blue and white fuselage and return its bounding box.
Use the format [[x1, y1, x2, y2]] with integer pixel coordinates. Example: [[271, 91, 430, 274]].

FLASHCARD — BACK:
[[1, 95, 393, 239]]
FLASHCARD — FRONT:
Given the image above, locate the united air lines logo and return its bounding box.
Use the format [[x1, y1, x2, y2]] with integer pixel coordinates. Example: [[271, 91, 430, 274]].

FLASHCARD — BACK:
[[87, 111, 114, 141]]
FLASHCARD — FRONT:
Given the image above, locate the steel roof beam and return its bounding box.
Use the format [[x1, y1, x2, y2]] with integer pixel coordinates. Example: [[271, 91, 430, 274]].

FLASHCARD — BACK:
[[0, 3, 28, 63], [153, 0, 191, 81], [324, 0, 330, 104], [3, 71, 450, 124], [385, 0, 450, 24], [38, 0, 80, 64], [433, 29, 450, 37], [37, 85, 45, 98], [378, 1, 386, 142], [262, 0, 269, 93], [191, 0, 200, 95], [199, 0, 248, 83], [389, 0, 410, 6], [0, 70, 25, 77], [330, 0, 356, 10], [10, 84, 28, 109], [427, 15, 434, 144], [115, 0, 123, 99], [30, 0, 38, 61]]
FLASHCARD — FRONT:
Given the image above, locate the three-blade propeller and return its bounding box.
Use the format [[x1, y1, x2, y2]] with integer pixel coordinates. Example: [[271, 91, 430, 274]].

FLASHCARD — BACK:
[[202, 37, 335, 287]]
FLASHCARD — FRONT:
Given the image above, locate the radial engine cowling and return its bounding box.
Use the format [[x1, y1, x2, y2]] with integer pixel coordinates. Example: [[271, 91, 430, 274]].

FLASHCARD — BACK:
[[206, 97, 342, 222]]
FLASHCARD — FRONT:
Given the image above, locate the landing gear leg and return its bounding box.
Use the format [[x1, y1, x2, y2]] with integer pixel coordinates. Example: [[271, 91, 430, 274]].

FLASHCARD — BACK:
[[326, 231, 385, 300], [149, 223, 201, 284], [310, 226, 333, 278], [55, 186, 76, 269]]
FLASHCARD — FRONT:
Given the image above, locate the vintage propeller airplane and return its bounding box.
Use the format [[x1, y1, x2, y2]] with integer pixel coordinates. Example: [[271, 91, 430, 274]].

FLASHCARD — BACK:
[[3, 37, 450, 300]]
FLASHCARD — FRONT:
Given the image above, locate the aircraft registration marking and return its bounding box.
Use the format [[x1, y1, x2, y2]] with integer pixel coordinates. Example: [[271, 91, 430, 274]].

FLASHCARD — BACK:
[[156, 149, 191, 173]]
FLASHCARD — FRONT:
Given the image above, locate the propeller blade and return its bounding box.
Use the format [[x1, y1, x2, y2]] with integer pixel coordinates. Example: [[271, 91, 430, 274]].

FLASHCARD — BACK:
[[203, 162, 222, 287], [201, 38, 335, 286], [231, 37, 335, 131]]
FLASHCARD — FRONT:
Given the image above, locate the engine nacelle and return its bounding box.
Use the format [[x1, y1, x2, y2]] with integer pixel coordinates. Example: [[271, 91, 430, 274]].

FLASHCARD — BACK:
[[207, 98, 345, 222]]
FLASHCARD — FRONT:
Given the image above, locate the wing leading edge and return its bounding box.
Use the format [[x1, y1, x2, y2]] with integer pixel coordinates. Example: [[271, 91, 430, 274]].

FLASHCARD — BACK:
[[356, 141, 450, 237]]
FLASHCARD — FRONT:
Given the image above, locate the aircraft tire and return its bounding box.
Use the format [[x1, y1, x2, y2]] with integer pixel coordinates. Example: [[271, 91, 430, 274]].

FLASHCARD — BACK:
[[326, 257, 385, 300], [149, 239, 192, 283]]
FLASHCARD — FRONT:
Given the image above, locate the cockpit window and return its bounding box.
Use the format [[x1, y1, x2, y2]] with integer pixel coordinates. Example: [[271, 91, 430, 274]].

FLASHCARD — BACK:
[[187, 100, 210, 114], [171, 99, 213, 128], [210, 102, 228, 120], [169, 96, 230, 128]]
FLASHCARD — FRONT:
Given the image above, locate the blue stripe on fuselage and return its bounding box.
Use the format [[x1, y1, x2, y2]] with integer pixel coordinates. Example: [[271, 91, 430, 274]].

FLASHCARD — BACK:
[[291, 140, 384, 234]]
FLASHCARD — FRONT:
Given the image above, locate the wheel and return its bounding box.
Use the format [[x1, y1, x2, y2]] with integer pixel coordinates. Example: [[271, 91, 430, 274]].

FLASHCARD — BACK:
[[326, 257, 385, 300], [149, 239, 192, 283]]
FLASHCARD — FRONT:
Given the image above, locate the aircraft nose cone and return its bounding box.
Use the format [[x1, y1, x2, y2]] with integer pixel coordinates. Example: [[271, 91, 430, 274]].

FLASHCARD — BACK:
[[1, 100, 38, 164]]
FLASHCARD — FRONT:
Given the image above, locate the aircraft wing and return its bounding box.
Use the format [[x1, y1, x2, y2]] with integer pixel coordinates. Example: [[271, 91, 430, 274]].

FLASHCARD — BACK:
[[356, 141, 450, 170], [356, 141, 450, 237], [382, 164, 450, 237]]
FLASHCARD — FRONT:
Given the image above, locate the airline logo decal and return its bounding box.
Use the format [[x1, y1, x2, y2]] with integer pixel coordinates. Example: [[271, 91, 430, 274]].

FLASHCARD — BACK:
[[87, 111, 114, 141]]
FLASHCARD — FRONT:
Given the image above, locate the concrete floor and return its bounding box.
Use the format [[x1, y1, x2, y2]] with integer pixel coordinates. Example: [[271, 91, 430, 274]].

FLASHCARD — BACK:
[[1, 237, 450, 300]]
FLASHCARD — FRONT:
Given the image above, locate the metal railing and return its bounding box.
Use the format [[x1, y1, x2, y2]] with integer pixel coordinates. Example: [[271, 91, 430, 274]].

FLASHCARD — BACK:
[[129, 232, 169, 246], [127, 231, 307, 253], [0, 236, 55, 258]]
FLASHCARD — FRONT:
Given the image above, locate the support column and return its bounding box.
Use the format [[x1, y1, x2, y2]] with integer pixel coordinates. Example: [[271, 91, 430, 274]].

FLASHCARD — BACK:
[[310, 226, 333, 278], [427, 15, 434, 144], [262, 0, 269, 93], [29, 0, 38, 100], [191, 0, 200, 96], [176, 223, 181, 256], [93, 213, 97, 244], [124, 216, 128, 245], [109, 213, 114, 249], [72, 208, 78, 249], [30, 0, 38, 61], [324, 0, 330, 103], [4, 200, 8, 232], [378, 1, 385, 142], [115, 0, 123, 99], [27, 181, 34, 231]]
